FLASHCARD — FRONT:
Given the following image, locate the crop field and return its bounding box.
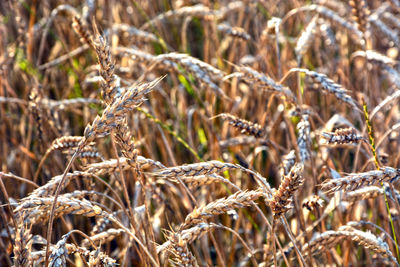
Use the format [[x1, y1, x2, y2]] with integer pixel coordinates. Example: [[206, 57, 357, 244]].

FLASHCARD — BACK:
[[1, 0, 400, 266]]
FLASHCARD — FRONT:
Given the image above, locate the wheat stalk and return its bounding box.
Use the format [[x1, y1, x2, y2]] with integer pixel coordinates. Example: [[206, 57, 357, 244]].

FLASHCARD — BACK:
[[231, 65, 296, 102], [150, 160, 240, 178], [302, 195, 324, 211], [269, 163, 304, 219], [321, 167, 400, 193], [342, 186, 384, 202], [83, 77, 162, 143], [183, 189, 265, 226], [296, 16, 319, 60], [72, 15, 94, 48], [16, 195, 103, 224], [289, 68, 360, 109], [297, 114, 311, 162], [349, 0, 370, 34], [321, 127, 364, 145], [81, 228, 124, 247], [84, 156, 165, 175], [211, 113, 266, 138], [283, 5, 364, 45], [13, 222, 33, 267], [157, 223, 216, 254], [279, 150, 297, 177], [217, 23, 251, 41]]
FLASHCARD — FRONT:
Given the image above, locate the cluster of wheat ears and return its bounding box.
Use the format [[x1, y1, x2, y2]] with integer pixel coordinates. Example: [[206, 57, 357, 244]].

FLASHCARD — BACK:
[[2, 0, 400, 266]]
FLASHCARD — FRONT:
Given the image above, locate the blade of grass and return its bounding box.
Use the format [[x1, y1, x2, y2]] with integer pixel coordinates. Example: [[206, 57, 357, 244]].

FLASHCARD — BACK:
[[363, 101, 400, 261]]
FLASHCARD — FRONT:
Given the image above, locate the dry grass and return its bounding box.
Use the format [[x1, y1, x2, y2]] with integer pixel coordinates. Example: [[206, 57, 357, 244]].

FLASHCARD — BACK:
[[1, 0, 400, 266]]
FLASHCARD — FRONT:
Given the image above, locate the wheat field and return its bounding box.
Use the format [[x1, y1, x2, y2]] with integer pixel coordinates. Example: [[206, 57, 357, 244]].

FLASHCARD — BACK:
[[1, 0, 400, 266]]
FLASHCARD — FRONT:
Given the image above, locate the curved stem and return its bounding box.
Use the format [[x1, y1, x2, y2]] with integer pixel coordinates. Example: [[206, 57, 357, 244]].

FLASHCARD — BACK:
[[107, 214, 159, 266], [33, 149, 52, 184], [0, 172, 39, 188], [45, 141, 84, 267], [363, 102, 400, 261]]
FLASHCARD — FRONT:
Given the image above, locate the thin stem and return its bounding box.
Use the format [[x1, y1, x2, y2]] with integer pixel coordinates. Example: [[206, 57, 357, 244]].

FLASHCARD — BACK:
[[45, 142, 84, 267], [33, 149, 52, 184], [0, 172, 39, 188], [272, 220, 278, 267], [280, 217, 306, 267], [107, 214, 159, 266], [363, 102, 400, 261], [0, 174, 18, 231]]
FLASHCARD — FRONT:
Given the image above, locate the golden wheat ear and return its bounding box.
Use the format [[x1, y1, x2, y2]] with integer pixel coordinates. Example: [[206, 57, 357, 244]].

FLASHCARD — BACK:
[[210, 113, 267, 138]]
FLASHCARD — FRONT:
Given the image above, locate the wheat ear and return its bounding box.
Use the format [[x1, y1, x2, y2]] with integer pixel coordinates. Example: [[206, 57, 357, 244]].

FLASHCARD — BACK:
[[269, 163, 304, 219]]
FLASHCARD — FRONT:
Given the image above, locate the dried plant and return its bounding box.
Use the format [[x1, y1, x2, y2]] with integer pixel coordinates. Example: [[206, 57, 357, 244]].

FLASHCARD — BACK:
[[84, 156, 165, 175], [183, 189, 265, 226], [157, 223, 217, 254], [92, 32, 121, 105], [13, 222, 33, 267], [349, 0, 370, 33], [15, 195, 104, 224], [217, 23, 251, 41], [291, 68, 360, 109], [269, 163, 304, 218], [302, 195, 324, 211], [211, 113, 266, 138], [150, 160, 240, 178], [296, 16, 319, 60], [72, 15, 94, 48], [301, 230, 346, 256], [322, 167, 400, 193], [284, 5, 364, 44], [81, 228, 124, 247], [297, 114, 311, 162], [321, 127, 364, 145], [231, 65, 295, 102], [279, 150, 297, 177], [49, 234, 68, 267], [342, 186, 385, 202], [177, 174, 239, 190], [83, 77, 162, 143], [3, 1, 400, 266]]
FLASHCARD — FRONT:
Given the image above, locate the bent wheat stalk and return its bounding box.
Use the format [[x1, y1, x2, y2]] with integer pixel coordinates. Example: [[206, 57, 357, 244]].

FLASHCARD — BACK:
[[269, 163, 304, 219], [183, 189, 265, 226], [321, 167, 400, 193], [210, 113, 266, 138]]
